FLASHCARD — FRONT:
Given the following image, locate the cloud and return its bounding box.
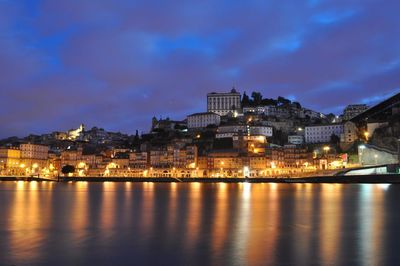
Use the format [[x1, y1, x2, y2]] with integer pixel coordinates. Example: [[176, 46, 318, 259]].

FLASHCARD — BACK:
[[0, 0, 400, 137]]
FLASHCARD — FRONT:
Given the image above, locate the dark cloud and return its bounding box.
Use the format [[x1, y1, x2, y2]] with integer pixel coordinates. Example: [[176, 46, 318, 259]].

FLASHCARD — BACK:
[[0, 0, 399, 137]]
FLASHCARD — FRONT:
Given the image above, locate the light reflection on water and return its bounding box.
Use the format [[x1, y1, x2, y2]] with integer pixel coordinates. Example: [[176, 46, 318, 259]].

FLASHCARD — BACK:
[[0, 182, 399, 265]]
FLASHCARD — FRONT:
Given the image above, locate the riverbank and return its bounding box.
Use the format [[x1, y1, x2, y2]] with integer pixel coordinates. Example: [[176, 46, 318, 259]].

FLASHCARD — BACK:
[[1, 175, 399, 183]]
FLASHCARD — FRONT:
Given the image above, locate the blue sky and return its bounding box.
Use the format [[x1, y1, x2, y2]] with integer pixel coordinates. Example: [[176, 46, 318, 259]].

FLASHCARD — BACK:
[[0, 0, 400, 137]]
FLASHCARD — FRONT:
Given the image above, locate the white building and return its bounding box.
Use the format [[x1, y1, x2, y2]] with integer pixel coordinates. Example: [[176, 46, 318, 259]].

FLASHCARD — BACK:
[[218, 125, 245, 133], [187, 112, 221, 129], [216, 125, 272, 138], [243, 106, 267, 115], [248, 126, 273, 137], [305, 124, 344, 143], [207, 89, 241, 116], [264, 106, 290, 118], [288, 135, 304, 145]]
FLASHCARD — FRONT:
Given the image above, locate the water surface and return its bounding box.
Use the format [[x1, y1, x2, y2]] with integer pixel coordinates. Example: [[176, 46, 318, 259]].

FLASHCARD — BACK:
[[0, 181, 399, 265]]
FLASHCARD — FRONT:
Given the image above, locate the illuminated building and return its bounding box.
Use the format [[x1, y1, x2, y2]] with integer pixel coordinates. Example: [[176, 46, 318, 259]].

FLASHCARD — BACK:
[[305, 124, 344, 144], [20, 143, 49, 173], [129, 151, 149, 169], [0, 147, 21, 175], [187, 112, 221, 129], [207, 89, 241, 116]]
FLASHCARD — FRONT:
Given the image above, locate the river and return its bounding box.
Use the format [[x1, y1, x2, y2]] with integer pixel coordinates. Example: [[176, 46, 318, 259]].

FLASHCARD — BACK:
[[0, 181, 399, 265]]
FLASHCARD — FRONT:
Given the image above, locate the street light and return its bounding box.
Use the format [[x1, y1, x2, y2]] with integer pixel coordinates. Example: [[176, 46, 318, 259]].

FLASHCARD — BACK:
[[364, 131, 369, 141], [323, 146, 330, 157]]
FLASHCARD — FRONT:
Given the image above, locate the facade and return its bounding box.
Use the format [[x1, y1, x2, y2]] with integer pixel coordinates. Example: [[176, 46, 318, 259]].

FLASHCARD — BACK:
[[19, 143, 49, 173], [340, 121, 359, 143], [217, 125, 272, 137], [150, 146, 174, 168], [243, 106, 267, 115], [248, 126, 273, 137], [172, 145, 198, 168], [0, 147, 22, 175], [343, 104, 369, 120], [288, 135, 304, 145], [187, 112, 221, 129], [207, 89, 241, 116], [20, 143, 48, 160], [129, 152, 149, 169], [305, 124, 344, 144], [264, 106, 290, 118], [282, 145, 311, 168]]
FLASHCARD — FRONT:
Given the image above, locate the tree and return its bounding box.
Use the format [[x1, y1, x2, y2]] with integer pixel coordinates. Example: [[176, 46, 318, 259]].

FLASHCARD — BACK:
[[330, 134, 340, 145], [261, 98, 278, 106], [277, 96, 291, 106], [326, 113, 336, 123], [292, 101, 302, 109], [61, 165, 75, 175], [241, 91, 251, 107], [251, 92, 263, 106], [134, 130, 140, 141]]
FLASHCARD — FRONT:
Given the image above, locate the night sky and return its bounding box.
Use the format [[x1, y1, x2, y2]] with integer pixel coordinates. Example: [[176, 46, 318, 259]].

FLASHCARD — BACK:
[[1, 0, 400, 138]]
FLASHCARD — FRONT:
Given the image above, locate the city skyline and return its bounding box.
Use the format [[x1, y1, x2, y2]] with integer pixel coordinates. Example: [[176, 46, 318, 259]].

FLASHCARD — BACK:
[[1, 0, 400, 138]]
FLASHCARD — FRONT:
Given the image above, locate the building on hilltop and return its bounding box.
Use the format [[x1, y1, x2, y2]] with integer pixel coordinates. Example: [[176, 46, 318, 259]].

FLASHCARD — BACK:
[[207, 89, 241, 116], [187, 112, 221, 129]]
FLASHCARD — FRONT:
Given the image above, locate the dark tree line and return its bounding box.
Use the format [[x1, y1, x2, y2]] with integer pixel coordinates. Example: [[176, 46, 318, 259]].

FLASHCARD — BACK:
[[241, 91, 301, 108]]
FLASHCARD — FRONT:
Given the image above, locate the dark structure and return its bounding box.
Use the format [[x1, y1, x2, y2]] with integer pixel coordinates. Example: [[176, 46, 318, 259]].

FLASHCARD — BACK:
[[351, 92, 400, 123]]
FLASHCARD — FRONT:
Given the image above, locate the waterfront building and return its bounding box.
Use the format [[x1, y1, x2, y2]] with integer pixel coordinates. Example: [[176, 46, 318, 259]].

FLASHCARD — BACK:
[[196, 156, 208, 170], [343, 104, 369, 121], [61, 147, 80, 167], [207, 89, 241, 116], [282, 145, 311, 168], [20, 143, 49, 173], [187, 112, 221, 129], [20, 143, 48, 160], [208, 150, 243, 177], [129, 152, 149, 169], [185, 145, 198, 168], [172, 145, 198, 168], [0, 147, 21, 175], [173, 148, 187, 168], [150, 145, 174, 168], [248, 156, 268, 170], [305, 124, 344, 144]]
